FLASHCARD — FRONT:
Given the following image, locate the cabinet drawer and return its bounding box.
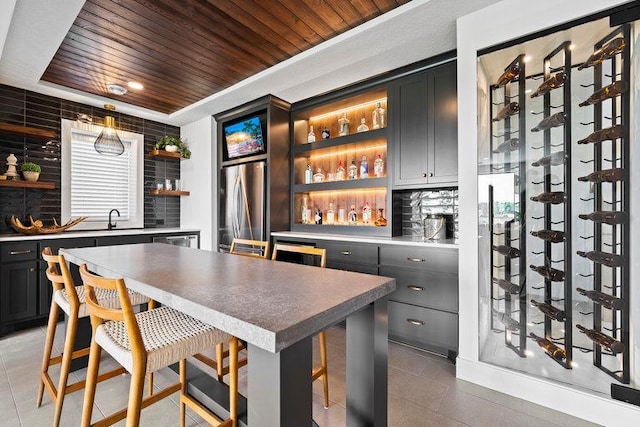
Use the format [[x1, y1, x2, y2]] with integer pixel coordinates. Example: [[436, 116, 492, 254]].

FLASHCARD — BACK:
[[389, 301, 458, 354], [0, 241, 38, 263], [328, 261, 378, 275], [319, 241, 378, 266], [96, 235, 152, 246], [379, 246, 457, 274], [380, 267, 457, 312]]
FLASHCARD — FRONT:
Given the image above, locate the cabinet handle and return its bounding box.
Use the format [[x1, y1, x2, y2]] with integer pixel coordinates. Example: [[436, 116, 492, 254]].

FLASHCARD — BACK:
[[407, 318, 425, 326], [422, 173, 427, 178], [10, 250, 32, 255], [340, 250, 352, 255], [429, 172, 434, 177], [406, 257, 425, 263], [407, 285, 424, 291], [30, 267, 36, 272]]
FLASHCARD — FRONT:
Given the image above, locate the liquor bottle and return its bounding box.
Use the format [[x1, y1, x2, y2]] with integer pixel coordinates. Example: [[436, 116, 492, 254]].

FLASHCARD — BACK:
[[336, 160, 346, 181], [314, 207, 323, 225], [577, 168, 624, 184], [307, 125, 316, 143], [530, 191, 565, 204], [492, 245, 520, 258], [362, 201, 372, 224], [360, 155, 369, 178], [348, 204, 358, 225], [530, 229, 565, 243], [348, 159, 358, 180], [321, 127, 330, 139], [579, 80, 628, 107], [492, 309, 520, 331], [531, 151, 565, 167], [577, 124, 624, 145], [529, 332, 566, 361], [576, 287, 624, 311], [374, 208, 387, 226], [530, 264, 565, 281], [492, 277, 520, 294], [530, 72, 566, 98], [373, 154, 384, 177], [530, 299, 566, 322], [576, 324, 625, 355], [326, 203, 335, 225], [578, 211, 627, 225], [492, 102, 520, 122], [578, 37, 626, 70], [304, 163, 313, 184], [576, 250, 624, 268], [301, 196, 311, 224], [496, 62, 520, 87], [492, 138, 519, 154], [531, 112, 565, 132], [313, 167, 325, 183]]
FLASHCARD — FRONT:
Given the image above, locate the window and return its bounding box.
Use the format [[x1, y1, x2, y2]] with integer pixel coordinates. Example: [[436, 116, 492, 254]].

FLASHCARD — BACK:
[[61, 119, 143, 230]]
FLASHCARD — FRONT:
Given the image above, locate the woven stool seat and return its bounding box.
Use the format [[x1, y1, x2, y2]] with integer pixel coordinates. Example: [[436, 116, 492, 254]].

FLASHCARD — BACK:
[[54, 285, 149, 318]]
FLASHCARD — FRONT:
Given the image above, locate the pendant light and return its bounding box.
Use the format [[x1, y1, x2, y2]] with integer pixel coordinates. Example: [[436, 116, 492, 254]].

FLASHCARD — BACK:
[[94, 104, 124, 156]]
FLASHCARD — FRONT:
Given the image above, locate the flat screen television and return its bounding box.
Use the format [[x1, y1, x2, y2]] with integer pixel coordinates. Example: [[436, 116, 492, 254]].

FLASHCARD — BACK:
[[223, 115, 265, 160]]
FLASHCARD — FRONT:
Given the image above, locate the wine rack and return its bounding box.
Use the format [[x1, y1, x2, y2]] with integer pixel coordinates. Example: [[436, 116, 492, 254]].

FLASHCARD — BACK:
[[575, 25, 630, 384]]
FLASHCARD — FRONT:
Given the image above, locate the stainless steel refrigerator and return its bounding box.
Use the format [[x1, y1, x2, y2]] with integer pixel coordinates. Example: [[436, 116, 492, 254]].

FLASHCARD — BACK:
[[218, 161, 266, 251]]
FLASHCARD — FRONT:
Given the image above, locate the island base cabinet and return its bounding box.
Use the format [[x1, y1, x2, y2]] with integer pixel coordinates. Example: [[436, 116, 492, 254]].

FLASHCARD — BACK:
[[388, 301, 458, 359], [1, 261, 38, 323]]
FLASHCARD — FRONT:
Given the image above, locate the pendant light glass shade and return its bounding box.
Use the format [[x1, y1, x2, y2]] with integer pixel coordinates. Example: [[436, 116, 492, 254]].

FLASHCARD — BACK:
[[94, 107, 124, 156]]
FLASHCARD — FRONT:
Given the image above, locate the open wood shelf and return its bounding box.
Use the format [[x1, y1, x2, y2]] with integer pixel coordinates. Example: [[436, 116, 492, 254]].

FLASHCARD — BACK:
[[0, 123, 56, 139], [148, 150, 183, 160], [150, 189, 190, 196], [0, 179, 55, 189]]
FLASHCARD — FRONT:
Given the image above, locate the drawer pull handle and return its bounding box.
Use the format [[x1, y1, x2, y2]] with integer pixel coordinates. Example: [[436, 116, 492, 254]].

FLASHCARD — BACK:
[[340, 251, 352, 255], [407, 318, 425, 326], [30, 267, 36, 272], [10, 250, 32, 255], [407, 285, 424, 291], [406, 257, 425, 263]]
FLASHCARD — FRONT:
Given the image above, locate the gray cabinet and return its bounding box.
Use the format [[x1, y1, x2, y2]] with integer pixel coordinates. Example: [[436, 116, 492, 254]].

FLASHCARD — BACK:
[[392, 61, 458, 188]]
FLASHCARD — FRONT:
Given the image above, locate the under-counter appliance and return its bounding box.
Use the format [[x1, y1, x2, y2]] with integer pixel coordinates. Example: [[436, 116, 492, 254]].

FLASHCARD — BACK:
[[152, 234, 199, 248]]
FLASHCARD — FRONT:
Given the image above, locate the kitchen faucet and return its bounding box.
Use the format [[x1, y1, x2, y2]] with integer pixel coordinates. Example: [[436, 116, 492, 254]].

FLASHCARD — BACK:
[[108, 209, 120, 230]]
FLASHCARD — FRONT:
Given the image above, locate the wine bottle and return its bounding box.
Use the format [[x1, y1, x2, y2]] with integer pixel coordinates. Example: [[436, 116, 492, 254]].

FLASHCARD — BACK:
[[492, 102, 520, 121], [576, 288, 624, 311], [530, 299, 566, 322], [496, 62, 520, 87], [578, 37, 626, 70], [530, 264, 565, 281], [530, 229, 565, 243], [577, 124, 624, 145], [492, 245, 520, 258], [492, 138, 519, 154], [577, 168, 624, 183], [529, 332, 566, 361], [576, 250, 624, 268], [530, 72, 566, 98], [576, 324, 625, 355], [492, 309, 520, 331], [531, 151, 565, 167], [578, 211, 627, 225], [531, 112, 565, 132], [579, 80, 628, 107], [530, 191, 565, 204], [492, 278, 520, 294]]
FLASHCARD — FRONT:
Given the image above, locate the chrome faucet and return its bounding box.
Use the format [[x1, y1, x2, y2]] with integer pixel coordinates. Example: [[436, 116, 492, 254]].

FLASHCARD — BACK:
[[108, 209, 120, 230]]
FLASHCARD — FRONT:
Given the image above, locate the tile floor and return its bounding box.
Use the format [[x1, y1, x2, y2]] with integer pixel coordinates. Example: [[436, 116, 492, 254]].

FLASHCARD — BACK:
[[0, 323, 598, 426]]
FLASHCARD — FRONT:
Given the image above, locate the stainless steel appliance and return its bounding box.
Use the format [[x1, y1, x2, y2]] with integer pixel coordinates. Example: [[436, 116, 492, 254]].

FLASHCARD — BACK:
[[152, 234, 199, 248], [218, 161, 266, 252]]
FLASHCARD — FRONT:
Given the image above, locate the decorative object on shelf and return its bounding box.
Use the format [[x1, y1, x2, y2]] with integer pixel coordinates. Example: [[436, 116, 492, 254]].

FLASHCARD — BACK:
[[348, 159, 357, 179], [423, 214, 445, 240], [42, 139, 61, 162], [348, 205, 357, 224], [338, 112, 350, 136], [357, 118, 369, 132], [314, 207, 323, 224], [372, 102, 385, 129], [313, 167, 325, 183], [94, 104, 125, 156], [304, 163, 313, 184], [326, 203, 335, 224], [301, 195, 311, 224], [321, 127, 330, 139], [20, 162, 41, 182], [362, 201, 372, 224], [373, 154, 384, 177], [338, 207, 346, 224], [360, 155, 368, 178], [9, 215, 87, 235], [374, 208, 387, 227], [336, 160, 345, 181], [5, 153, 18, 178], [154, 135, 191, 159], [307, 125, 316, 143]]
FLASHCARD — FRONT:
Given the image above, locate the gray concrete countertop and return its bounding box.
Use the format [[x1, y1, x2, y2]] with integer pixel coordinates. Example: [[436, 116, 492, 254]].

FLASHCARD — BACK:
[[61, 243, 395, 353], [0, 228, 200, 243], [271, 231, 459, 248]]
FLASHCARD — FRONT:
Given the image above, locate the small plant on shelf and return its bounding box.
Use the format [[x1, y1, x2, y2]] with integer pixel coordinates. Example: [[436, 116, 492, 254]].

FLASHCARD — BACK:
[[154, 135, 191, 159], [20, 162, 41, 182]]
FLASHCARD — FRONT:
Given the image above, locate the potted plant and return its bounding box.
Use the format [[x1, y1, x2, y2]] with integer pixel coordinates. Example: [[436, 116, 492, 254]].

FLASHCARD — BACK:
[[154, 135, 191, 159], [21, 162, 41, 182]]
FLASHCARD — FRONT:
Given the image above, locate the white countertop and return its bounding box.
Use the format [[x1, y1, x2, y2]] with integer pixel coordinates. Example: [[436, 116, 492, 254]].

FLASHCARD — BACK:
[[271, 231, 459, 249], [0, 228, 200, 243]]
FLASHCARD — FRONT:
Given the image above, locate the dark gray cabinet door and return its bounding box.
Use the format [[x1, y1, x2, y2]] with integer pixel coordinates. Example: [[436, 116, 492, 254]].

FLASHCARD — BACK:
[[1, 260, 38, 322], [428, 61, 458, 184], [95, 234, 152, 246]]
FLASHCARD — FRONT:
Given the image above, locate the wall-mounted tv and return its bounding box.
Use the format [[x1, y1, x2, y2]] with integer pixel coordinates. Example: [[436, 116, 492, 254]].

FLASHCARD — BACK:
[[223, 115, 266, 160]]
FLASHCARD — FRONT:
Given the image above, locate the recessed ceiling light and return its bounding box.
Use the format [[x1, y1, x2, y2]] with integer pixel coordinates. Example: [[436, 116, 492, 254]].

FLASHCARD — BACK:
[[106, 83, 128, 95], [128, 81, 144, 90], [523, 55, 532, 63], [569, 44, 576, 50]]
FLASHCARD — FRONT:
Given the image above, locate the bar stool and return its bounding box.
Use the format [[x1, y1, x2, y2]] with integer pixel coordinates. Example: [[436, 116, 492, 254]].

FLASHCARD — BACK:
[[79, 264, 239, 427], [229, 238, 270, 259], [37, 248, 152, 427], [271, 243, 330, 409]]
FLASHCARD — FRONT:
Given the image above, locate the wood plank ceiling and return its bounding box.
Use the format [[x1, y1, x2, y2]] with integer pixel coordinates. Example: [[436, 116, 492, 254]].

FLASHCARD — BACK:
[[41, 0, 410, 114]]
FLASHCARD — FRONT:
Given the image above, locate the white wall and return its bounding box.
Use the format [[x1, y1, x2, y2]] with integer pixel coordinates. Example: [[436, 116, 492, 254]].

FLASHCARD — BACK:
[[457, 0, 640, 425], [180, 116, 216, 250]]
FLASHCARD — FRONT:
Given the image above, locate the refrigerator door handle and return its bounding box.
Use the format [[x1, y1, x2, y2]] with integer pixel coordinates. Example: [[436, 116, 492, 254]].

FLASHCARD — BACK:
[[232, 172, 241, 238]]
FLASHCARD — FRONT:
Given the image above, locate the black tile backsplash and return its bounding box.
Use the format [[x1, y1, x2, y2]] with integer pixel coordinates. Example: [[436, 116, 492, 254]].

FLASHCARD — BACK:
[[0, 84, 181, 234]]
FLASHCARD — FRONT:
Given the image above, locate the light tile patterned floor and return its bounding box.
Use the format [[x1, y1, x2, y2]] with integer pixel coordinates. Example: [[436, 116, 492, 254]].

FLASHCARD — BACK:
[[0, 323, 598, 426]]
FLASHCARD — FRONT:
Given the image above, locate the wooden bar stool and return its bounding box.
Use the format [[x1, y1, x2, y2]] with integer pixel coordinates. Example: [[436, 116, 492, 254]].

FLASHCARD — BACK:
[[37, 248, 152, 427], [229, 238, 270, 259], [271, 243, 330, 409], [79, 263, 239, 427]]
